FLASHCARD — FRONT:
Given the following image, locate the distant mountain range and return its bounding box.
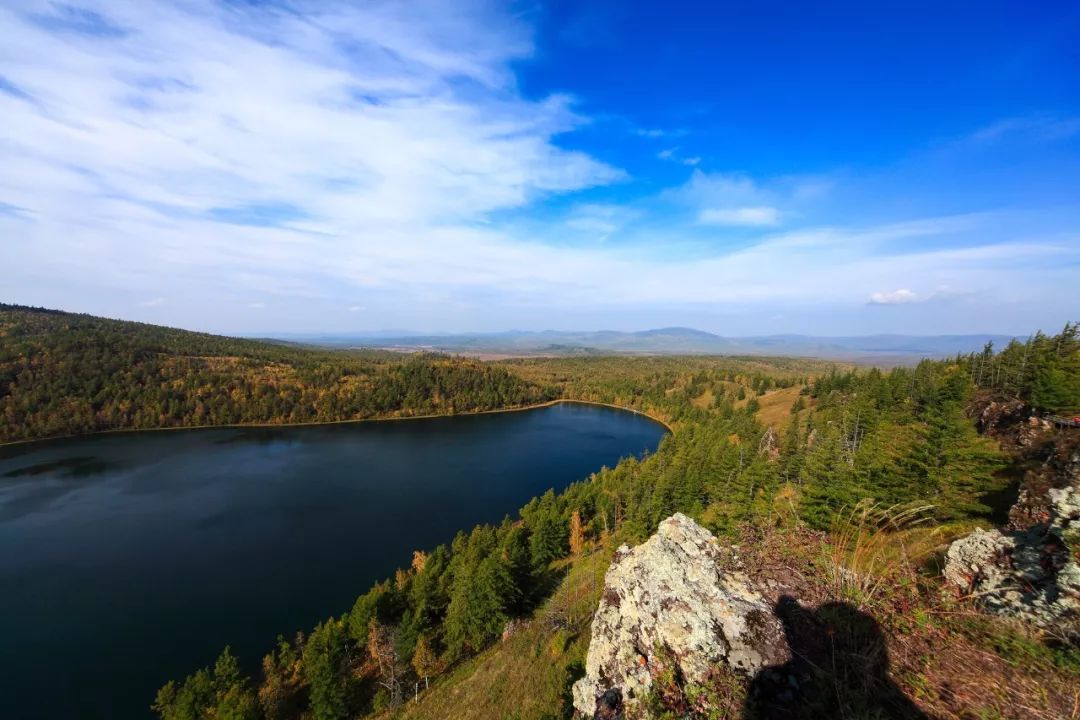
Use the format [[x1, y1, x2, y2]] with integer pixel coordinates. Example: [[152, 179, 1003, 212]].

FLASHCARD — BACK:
[[281, 327, 1019, 362]]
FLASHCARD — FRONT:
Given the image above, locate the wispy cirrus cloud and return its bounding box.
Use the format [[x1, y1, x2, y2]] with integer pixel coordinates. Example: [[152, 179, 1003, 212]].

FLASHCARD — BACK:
[[970, 115, 1080, 144], [0, 3, 619, 216], [657, 147, 701, 166], [673, 171, 793, 227], [1, 2, 1077, 335], [0, 0, 624, 318], [698, 206, 780, 227]]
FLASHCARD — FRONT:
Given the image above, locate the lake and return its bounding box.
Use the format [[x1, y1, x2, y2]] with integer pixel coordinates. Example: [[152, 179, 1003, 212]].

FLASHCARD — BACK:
[[0, 402, 666, 719]]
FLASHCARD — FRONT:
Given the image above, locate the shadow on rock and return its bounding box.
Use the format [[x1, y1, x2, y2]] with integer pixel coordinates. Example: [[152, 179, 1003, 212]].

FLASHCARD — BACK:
[[743, 595, 929, 720]]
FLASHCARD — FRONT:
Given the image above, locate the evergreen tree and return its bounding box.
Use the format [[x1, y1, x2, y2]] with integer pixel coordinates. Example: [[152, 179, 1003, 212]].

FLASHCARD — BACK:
[[151, 647, 256, 720], [303, 620, 350, 720], [528, 490, 567, 568]]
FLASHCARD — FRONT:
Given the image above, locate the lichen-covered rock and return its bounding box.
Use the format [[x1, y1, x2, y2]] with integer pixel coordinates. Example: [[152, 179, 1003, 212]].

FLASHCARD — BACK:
[[758, 426, 780, 461], [942, 528, 1014, 590], [944, 486, 1080, 639], [572, 513, 785, 718]]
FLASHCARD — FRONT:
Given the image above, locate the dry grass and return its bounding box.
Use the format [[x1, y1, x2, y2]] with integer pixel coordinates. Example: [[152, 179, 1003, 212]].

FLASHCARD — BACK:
[[690, 389, 715, 409], [750, 385, 807, 431], [724, 521, 1080, 720], [825, 500, 938, 608]]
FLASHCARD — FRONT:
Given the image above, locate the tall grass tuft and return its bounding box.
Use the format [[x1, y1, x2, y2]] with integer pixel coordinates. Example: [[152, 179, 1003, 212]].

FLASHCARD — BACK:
[[826, 500, 938, 608]]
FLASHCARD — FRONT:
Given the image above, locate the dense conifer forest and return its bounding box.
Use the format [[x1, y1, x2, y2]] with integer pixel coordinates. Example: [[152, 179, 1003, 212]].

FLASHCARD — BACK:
[[4, 307, 1077, 718], [0, 305, 555, 444], [143, 322, 1077, 720]]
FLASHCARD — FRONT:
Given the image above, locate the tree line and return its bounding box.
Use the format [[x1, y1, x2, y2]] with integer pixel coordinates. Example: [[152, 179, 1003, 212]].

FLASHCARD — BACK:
[[963, 321, 1079, 414], [10, 305, 1070, 718], [147, 325, 1080, 720], [0, 305, 556, 443]]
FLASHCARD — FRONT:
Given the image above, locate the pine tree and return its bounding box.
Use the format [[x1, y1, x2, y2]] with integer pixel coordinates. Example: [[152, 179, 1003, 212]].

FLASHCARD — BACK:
[[151, 647, 257, 720], [528, 491, 567, 568], [1030, 323, 1080, 412], [303, 620, 349, 720], [500, 525, 533, 613]]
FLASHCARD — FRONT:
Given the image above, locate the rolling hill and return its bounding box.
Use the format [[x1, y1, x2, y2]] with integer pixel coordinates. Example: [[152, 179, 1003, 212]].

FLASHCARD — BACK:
[[290, 327, 1018, 361]]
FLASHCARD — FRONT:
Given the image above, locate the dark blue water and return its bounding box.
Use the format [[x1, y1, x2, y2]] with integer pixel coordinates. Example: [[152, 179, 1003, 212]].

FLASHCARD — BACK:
[[0, 402, 665, 719]]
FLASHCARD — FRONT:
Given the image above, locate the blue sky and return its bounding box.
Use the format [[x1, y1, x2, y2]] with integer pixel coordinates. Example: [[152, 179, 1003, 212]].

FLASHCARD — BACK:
[[1, 0, 1078, 335]]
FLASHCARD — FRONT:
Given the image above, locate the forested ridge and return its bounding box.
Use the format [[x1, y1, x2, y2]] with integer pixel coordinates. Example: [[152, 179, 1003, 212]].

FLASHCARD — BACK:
[[0, 305, 555, 443], [5, 306, 1076, 718], [151, 324, 1078, 720]]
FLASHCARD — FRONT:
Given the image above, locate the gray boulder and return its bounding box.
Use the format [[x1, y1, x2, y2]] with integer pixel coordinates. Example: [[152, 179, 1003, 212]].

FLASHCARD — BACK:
[[944, 485, 1080, 636], [572, 513, 785, 718]]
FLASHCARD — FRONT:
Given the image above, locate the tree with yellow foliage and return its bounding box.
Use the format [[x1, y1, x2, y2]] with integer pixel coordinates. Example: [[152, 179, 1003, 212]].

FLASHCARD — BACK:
[[411, 634, 439, 691], [569, 509, 585, 555]]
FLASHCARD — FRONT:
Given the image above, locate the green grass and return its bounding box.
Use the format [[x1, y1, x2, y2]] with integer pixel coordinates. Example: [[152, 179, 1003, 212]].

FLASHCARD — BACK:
[[380, 548, 611, 720]]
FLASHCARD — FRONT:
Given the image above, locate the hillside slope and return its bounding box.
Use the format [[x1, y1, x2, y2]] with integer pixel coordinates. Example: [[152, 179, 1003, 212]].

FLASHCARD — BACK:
[[150, 325, 1080, 720], [314, 328, 1018, 361], [0, 305, 555, 443]]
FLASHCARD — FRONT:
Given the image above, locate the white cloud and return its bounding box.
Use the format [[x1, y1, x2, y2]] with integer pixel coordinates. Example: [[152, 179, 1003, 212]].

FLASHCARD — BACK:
[[698, 206, 780, 226], [248, 302, 265, 309], [970, 116, 1080, 144], [0, 1, 622, 297], [563, 203, 635, 241], [657, 147, 701, 166], [0, 3, 1076, 335], [635, 127, 687, 139], [868, 288, 919, 305], [677, 171, 761, 205], [673, 170, 835, 216]]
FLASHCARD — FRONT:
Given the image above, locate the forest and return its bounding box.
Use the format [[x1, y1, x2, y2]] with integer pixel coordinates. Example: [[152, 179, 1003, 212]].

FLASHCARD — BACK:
[[4, 306, 1077, 718], [146, 322, 1078, 720], [0, 305, 555, 444]]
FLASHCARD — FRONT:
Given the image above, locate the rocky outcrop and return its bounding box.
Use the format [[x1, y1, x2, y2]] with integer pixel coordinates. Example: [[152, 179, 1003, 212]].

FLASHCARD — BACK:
[[968, 393, 1079, 531], [944, 486, 1080, 639], [1007, 440, 1080, 531], [948, 390, 1080, 640], [758, 426, 779, 461], [572, 513, 785, 718], [970, 397, 1029, 436]]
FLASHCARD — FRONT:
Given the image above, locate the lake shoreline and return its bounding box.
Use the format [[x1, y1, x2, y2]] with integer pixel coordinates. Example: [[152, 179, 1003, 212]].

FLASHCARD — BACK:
[[1, 397, 668, 720], [0, 398, 673, 449]]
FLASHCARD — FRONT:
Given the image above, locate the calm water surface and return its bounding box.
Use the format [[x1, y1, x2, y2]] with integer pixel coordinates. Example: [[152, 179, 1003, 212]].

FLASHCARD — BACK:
[[0, 402, 666, 719]]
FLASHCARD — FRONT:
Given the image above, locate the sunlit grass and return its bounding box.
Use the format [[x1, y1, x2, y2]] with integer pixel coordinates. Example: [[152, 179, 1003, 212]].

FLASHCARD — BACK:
[[825, 500, 940, 608]]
